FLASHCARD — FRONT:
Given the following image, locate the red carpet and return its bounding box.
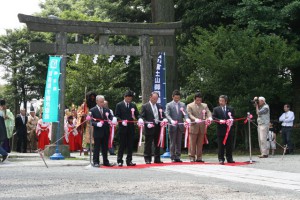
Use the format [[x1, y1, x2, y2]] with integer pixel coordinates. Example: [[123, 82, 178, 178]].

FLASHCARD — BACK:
[[101, 161, 250, 169]]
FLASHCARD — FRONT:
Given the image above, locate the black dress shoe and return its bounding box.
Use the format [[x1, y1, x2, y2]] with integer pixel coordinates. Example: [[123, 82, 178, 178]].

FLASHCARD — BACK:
[[227, 160, 235, 163], [154, 161, 163, 164], [145, 161, 151, 164], [171, 159, 176, 163], [219, 160, 224, 165], [117, 163, 123, 167], [175, 159, 183, 162], [195, 159, 204, 163], [103, 163, 115, 167], [2, 155, 7, 162], [127, 162, 136, 166], [93, 163, 100, 167]]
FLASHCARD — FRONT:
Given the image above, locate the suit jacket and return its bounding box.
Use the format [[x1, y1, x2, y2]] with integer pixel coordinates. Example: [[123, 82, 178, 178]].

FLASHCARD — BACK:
[[15, 114, 28, 136], [212, 106, 235, 136], [141, 102, 165, 135], [165, 101, 188, 132], [115, 101, 140, 132], [90, 106, 112, 138], [187, 102, 212, 134]]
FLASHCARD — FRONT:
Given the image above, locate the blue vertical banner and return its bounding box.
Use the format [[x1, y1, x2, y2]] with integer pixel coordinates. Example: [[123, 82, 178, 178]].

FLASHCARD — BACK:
[[43, 56, 61, 122], [153, 52, 166, 109]]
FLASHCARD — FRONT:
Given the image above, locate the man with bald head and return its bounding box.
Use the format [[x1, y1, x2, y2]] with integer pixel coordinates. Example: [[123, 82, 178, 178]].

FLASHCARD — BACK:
[[254, 96, 270, 158]]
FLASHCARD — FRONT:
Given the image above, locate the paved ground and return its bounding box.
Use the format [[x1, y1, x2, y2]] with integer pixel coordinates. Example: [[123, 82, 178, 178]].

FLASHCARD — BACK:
[[0, 151, 299, 200]]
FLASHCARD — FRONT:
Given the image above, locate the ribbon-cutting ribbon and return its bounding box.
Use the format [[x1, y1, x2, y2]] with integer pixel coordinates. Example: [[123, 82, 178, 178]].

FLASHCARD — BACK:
[[204, 119, 211, 144], [223, 112, 233, 145], [108, 122, 116, 149], [137, 120, 144, 147], [184, 121, 190, 148], [131, 108, 135, 119], [244, 114, 253, 124], [159, 108, 163, 119], [180, 107, 186, 115], [158, 121, 167, 147]]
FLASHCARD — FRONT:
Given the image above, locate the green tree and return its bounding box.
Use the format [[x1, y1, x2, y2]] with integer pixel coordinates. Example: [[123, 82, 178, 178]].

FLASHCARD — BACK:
[[0, 29, 48, 114]]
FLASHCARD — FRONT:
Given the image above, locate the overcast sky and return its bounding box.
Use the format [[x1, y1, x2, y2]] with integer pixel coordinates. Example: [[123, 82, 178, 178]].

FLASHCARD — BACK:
[[0, 0, 42, 35], [0, 0, 42, 85]]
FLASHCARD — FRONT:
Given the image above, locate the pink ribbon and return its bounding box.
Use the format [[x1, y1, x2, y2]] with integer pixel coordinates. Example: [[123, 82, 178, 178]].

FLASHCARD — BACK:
[[202, 110, 206, 120], [137, 121, 144, 147], [108, 124, 116, 148], [159, 108, 163, 119], [158, 121, 167, 147], [180, 107, 186, 115], [223, 119, 233, 145], [204, 119, 211, 144], [184, 121, 190, 148], [244, 114, 253, 124], [131, 108, 135, 119], [86, 115, 91, 121]]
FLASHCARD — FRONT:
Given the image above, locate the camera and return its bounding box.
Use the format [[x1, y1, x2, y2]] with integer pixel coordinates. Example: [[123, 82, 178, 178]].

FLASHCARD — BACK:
[[250, 98, 259, 104]]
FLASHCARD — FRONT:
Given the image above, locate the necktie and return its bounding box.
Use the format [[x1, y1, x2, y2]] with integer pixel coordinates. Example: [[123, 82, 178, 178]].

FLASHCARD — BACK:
[[176, 103, 179, 114], [99, 107, 103, 117], [153, 104, 158, 121], [127, 103, 129, 109], [223, 107, 226, 116]]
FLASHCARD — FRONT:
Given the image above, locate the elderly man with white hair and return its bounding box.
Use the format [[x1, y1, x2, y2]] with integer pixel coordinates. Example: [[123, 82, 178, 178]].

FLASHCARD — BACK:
[[254, 96, 270, 158]]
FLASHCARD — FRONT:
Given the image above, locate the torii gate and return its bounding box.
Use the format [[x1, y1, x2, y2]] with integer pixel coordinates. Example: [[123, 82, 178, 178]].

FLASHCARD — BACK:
[[18, 14, 181, 156]]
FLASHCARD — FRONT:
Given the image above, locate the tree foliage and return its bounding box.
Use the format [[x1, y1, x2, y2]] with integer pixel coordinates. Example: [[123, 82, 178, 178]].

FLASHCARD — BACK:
[[0, 29, 48, 114]]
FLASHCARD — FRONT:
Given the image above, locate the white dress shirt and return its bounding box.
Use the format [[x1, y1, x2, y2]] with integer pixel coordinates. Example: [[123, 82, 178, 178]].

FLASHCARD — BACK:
[[279, 111, 294, 127]]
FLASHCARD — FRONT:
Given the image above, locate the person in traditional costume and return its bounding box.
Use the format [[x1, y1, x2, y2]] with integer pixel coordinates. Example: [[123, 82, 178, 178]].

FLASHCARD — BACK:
[[0, 100, 14, 153], [26, 105, 39, 152], [64, 115, 79, 152], [82, 91, 97, 149], [36, 112, 51, 150]]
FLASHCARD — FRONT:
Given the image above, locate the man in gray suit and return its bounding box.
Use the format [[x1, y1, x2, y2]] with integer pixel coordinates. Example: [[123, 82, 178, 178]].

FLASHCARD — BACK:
[[165, 90, 190, 162]]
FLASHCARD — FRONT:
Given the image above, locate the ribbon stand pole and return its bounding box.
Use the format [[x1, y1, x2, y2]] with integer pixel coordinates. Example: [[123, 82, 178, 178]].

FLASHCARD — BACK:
[[247, 112, 253, 164]]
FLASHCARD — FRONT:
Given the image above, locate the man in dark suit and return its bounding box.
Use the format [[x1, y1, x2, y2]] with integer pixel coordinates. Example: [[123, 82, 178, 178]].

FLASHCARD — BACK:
[[212, 95, 235, 165], [15, 108, 28, 153], [115, 90, 140, 166], [141, 92, 167, 164], [90, 95, 115, 167]]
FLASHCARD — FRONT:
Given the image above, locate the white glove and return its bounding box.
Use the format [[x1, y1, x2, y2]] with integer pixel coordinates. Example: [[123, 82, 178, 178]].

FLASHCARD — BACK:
[[163, 118, 168, 123], [195, 118, 201, 124], [147, 123, 154, 128], [138, 118, 144, 123], [122, 120, 127, 126], [97, 122, 103, 127], [220, 120, 225, 124], [112, 117, 117, 125], [186, 118, 191, 124], [171, 120, 177, 125], [208, 117, 213, 121]]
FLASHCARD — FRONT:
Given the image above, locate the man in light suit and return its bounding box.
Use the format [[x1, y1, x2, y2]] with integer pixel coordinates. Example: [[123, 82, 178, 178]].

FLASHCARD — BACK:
[[187, 92, 212, 162], [15, 108, 28, 153], [141, 92, 167, 164], [165, 90, 190, 162], [115, 90, 140, 167], [90, 95, 116, 167], [212, 95, 235, 165]]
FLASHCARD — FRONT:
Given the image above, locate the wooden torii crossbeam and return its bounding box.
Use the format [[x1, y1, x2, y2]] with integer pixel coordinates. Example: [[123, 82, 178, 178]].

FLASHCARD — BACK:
[[18, 13, 181, 150]]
